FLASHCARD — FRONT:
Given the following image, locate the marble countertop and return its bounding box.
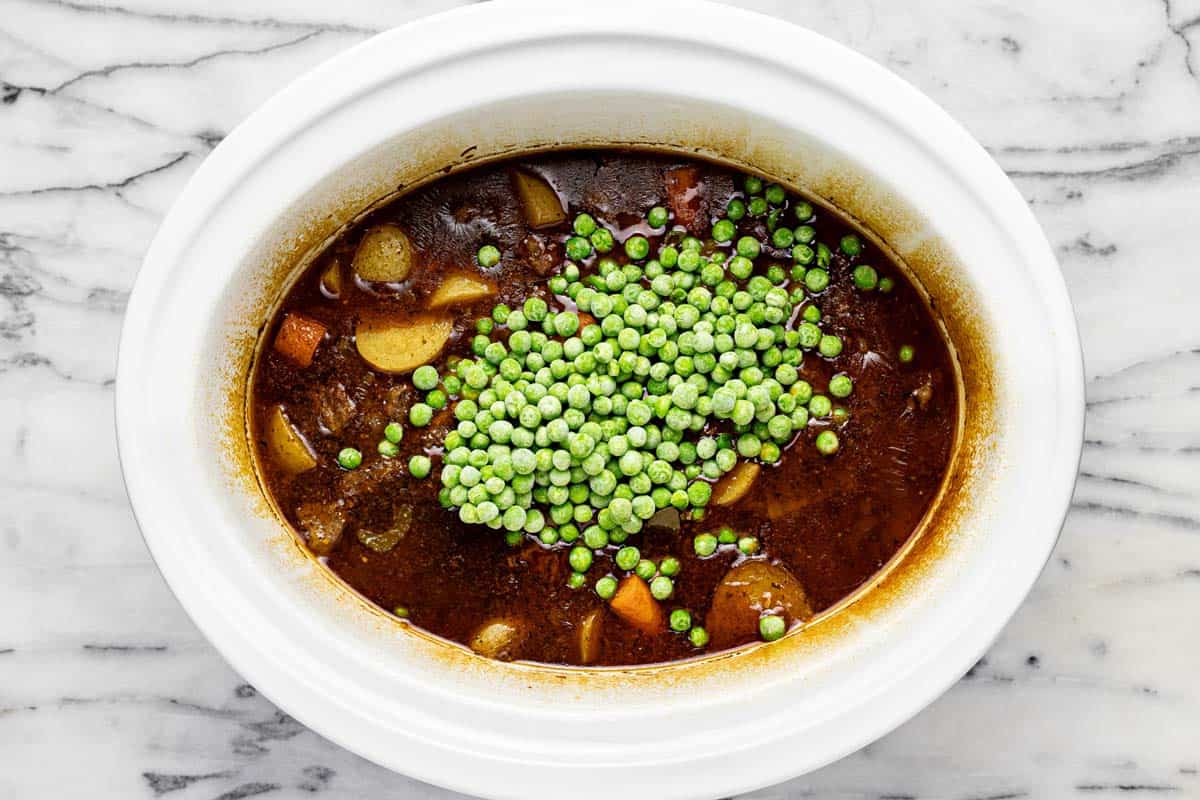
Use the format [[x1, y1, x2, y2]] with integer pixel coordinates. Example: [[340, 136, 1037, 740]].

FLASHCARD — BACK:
[[3, 0, 1198, 797]]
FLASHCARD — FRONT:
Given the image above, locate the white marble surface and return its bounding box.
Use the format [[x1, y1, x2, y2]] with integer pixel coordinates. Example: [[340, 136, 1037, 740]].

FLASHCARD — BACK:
[[2, 0, 1199, 796]]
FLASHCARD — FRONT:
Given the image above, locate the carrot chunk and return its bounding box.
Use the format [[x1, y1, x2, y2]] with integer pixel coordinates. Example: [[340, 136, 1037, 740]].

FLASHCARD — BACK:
[[273, 312, 326, 367], [609, 575, 665, 635]]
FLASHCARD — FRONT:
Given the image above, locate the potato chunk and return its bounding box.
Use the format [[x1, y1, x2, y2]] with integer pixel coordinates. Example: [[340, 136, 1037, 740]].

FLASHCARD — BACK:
[[707, 560, 813, 649], [273, 312, 326, 367], [355, 314, 453, 374], [428, 273, 496, 309], [469, 618, 524, 661], [319, 260, 342, 297], [711, 461, 760, 506], [578, 608, 605, 665], [351, 224, 415, 283], [264, 405, 316, 474], [512, 170, 566, 229]]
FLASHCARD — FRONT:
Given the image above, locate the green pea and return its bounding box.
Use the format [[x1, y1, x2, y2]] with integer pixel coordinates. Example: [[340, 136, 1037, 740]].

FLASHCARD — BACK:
[[566, 572, 586, 589], [596, 575, 618, 600], [815, 430, 840, 455], [712, 219, 736, 243], [694, 532, 718, 557], [477, 244, 501, 268], [647, 206, 669, 228], [808, 394, 832, 417], [337, 448, 362, 470], [759, 614, 786, 642], [568, 545, 593, 573], [590, 228, 614, 253], [659, 556, 681, 577], [878, 276, 896, 293], [818, 334, 843, 358], [736, 236, 761, 259], [689, 626, 710, 647], [840, 234, 862, 257], [748, 196, 768, 217], [573, 213, 597, 236], [378, 440, 400, 458], [384, 422, 404, 444], [413, 364, 439, 391], [635, 559, 657, 581], [829, 374, 853, 398], [625, 235, 651, 260], [764, 183, 786, 205], [650, 575, 674, 600], [669, 608, 692, 632], [717, 526, 737, 544], [899, 344, 915, 363], [804, 268, 830, 293], [737, 535, 760, 555], [409, 403, 433, 427], [408, 455, 432, 478], [566, 236, 593, 261], [726, 198, 746, 220], [852, 265, 879, 290], [744, 175, 764, 194]]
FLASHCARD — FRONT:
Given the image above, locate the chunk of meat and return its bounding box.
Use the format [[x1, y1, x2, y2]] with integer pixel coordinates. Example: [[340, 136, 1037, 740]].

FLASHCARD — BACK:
[[469, 617, 525, 661], [644, 507, 681, 534], [295, 501, 346, 556], [909, 374, 934, 411], [707, 560, 813, 649], [609, 575, 665, 635], [338, 457, 405, 502], [517, 233, 563, 275], [273, 313, 326, 367], [664, 165, 704, 230], [316, 381, 356, 435]]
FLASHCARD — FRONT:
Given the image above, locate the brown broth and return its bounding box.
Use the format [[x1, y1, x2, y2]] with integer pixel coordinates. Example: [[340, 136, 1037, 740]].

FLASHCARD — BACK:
[[250, 150, 958, 666]]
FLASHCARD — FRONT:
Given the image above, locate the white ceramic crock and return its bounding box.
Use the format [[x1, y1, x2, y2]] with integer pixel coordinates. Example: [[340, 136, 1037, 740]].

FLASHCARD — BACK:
[[115, 2, 1084, 798]]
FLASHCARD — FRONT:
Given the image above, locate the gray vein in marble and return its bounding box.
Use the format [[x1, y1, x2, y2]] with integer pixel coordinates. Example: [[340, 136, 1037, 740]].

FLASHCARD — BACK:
[[48, 29, 324, 94], [24, 0, 383, 35], [0, 150, 191, 197]]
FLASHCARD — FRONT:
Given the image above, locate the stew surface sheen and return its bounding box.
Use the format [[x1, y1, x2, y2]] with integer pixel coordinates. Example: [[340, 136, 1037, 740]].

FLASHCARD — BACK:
[[251, 150, 957, 666]]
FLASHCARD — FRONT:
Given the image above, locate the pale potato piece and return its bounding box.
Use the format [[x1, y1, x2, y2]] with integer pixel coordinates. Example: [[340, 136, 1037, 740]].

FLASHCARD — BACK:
[[265, 405, 316, 474], [428, 273, 496, 309], [355, 314, 453, 374], [320, 260, 342, 297], [512, 170, 566, 228], [351, 224, 415, 283], [707, 561, 813, 649], [578, 608, 605, 665], [469, 618, 524, 661], [711, 461, 760, 506]]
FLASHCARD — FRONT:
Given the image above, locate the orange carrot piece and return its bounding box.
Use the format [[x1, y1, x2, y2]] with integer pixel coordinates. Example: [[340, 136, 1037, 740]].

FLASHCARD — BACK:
[[609, 576, 665, 635], [273, 312, 326, 367]]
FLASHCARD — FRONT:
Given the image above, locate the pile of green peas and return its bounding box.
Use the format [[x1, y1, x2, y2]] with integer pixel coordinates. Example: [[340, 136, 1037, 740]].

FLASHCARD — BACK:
[[416, 175, 859, 587]]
